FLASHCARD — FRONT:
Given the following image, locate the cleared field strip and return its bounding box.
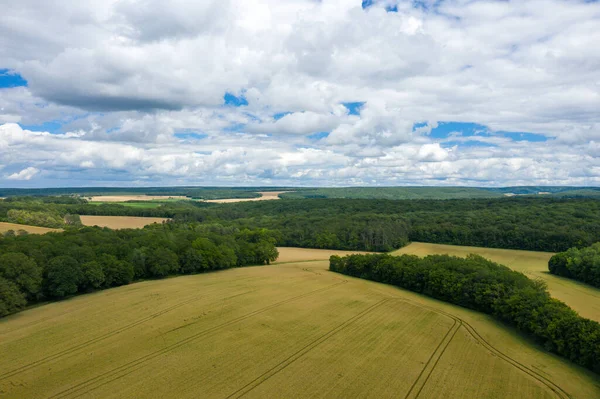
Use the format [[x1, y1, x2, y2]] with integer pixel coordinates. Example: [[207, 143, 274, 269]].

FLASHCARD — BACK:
[[393, 242, 600, 322], [1, 251, 598, 398], [79, 215, 169, 229], [275, 247, 372, 263], [0, 221, 61, 234], [204, 191, 287, 203]]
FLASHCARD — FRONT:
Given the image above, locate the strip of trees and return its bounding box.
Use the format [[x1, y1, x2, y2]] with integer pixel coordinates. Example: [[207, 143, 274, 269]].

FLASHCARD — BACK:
[[549, 243, 600, 288], [330, 253, 600, 374], [4, 196, 600, 252], [0, 222, 278, 317]]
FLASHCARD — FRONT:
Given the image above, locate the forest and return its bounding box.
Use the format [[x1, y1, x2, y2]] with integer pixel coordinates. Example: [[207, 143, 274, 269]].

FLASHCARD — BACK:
[[0, 222, 278, 317], [3, 197, 600, 252], [549, 243, 600, 288], [330, 253, 600, 374]]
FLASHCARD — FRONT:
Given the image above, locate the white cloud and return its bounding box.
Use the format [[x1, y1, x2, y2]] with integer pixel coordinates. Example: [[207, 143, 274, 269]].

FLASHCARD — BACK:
[[7, 167, 39, 181], [0, 0, 599, 186]]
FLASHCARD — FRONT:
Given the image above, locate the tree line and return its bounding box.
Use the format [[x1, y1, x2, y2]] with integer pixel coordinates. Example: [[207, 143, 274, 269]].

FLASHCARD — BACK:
[[549, 243, 600, 288], [330, 253, 600, 374], [192, 197, 600, 252], [4, 196, 600, 252], [0, 222, 278, 317]]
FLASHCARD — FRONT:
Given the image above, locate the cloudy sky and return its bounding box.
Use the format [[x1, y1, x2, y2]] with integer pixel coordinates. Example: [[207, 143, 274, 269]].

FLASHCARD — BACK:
[[1, 0, 599, 187]]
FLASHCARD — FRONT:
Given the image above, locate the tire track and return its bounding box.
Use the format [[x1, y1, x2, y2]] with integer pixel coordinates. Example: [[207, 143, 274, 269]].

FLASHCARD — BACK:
[[400, 298, 571, 399], [225, 298, 390, 399], [0, 274, 262, 337], [0, 289, 252, 381], [46, 281, 347, 399], [404, 318, 461, 399]]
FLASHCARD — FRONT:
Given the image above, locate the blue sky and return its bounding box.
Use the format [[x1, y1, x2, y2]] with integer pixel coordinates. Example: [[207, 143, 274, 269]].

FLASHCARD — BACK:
[[0, 0, 599, 187], [0, 69, 27, 88]]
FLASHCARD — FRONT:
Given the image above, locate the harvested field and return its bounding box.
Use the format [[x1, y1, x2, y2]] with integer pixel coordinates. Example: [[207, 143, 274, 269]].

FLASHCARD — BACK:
[[0, 222, 61, 235], [393, 242, 600, 322], [275, 247, 371, 263], [0, 249, 597, 399], [80, 215, 169, 229], [205, 191, 287, 203], [88, 195, 188, 202]]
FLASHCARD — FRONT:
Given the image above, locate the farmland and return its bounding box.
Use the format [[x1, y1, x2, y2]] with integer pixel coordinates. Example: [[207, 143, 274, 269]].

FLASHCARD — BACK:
[[393, 242, 600, 322], [0, 248, 598, 399], [79, 215, 169, 229], [204, 191, 287, 203], [0, 222, 61, 235]]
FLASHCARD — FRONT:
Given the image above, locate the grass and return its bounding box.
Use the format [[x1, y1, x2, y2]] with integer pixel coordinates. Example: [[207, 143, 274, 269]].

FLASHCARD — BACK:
[[0, 221, 62, 235], [0, 247, 597, 398], [393, 242, 600, 323], [79, 215, 169, 229]]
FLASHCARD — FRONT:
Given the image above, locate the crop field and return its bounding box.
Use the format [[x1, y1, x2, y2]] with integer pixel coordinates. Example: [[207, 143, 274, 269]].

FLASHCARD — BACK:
[[1, 247, 598, 399], [393, 242, 600, 322], [205, 191, 287, 203], [0, 222, 62, 235], [79, 215, 169, 229]]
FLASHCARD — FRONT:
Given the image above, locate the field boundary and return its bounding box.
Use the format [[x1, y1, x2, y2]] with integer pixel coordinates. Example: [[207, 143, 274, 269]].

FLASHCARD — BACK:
[[46, 281, 347, 399], [225, 298, 391, 399]]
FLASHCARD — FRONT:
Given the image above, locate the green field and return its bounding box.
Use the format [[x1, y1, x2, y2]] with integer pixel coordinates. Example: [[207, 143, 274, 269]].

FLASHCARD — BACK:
[[393, 242, 600, 322], [0, 248, 597, 398]]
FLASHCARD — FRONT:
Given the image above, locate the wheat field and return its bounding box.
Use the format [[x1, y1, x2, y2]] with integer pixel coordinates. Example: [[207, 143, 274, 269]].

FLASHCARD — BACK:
[[0, 247, 598, 398]]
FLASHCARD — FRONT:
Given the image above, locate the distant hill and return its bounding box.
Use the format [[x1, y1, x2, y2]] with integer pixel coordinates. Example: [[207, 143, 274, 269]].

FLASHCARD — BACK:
[[1, 186, 599, 200], [279, 187, 503, 200]]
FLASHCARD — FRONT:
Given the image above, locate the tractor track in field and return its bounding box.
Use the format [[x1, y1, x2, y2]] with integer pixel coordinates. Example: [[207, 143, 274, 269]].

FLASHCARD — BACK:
[[0, 288, 254, 381], [401, 298, 571, 399], [404, 317, 462, 399], [225, 298, 391, 399], [45, 281, 347, 399], [0, 274, 262, 337]]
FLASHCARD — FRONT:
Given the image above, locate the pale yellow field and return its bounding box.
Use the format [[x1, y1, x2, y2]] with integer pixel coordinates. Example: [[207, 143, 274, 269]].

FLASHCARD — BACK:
[[205, 191, 288, 203], [276, 247, 371, 263], [0, 222, 62, 235], [0, 248, 597, 399], [80, 215, 169, 229], [88, 195, 188, 202], [393, 242, 600, 322]]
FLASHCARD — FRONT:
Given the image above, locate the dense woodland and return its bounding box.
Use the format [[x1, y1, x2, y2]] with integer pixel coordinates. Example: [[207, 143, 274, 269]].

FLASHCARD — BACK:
[[549, 243, 600, 288], [0, 222, 278, 317], [3, 197, 600, 252], [330, 253, 600, 374], [193, 197, 600, 252]]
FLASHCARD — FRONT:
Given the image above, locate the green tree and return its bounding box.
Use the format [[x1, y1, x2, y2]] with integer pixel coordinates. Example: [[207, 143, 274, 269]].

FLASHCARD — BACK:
[[147, 248, 179, 277], [44, 256, 83, 298], [0, 252, 42, 299], [81, 261, 105, 289], [0, 276, 27, 317]]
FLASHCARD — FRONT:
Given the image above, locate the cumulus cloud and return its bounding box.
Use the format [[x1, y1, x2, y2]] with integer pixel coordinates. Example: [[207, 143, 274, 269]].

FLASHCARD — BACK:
[[7, 167, 39, 181], [0, 0, 599, 186]]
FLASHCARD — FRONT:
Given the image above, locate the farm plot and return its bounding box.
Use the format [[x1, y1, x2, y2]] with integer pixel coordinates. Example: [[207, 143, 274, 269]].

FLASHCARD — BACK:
[[204, 191, 287, 203], [0, 222, 61, 235], [275, 247, 371, 263], [393, 242, 600, 322], [0, 252, 598, 398], [79, 215, 169, 229]]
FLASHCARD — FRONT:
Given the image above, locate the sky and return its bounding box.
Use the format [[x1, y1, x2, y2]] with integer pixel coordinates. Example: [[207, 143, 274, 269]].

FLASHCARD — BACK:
[[0, 0, 599, 188]]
